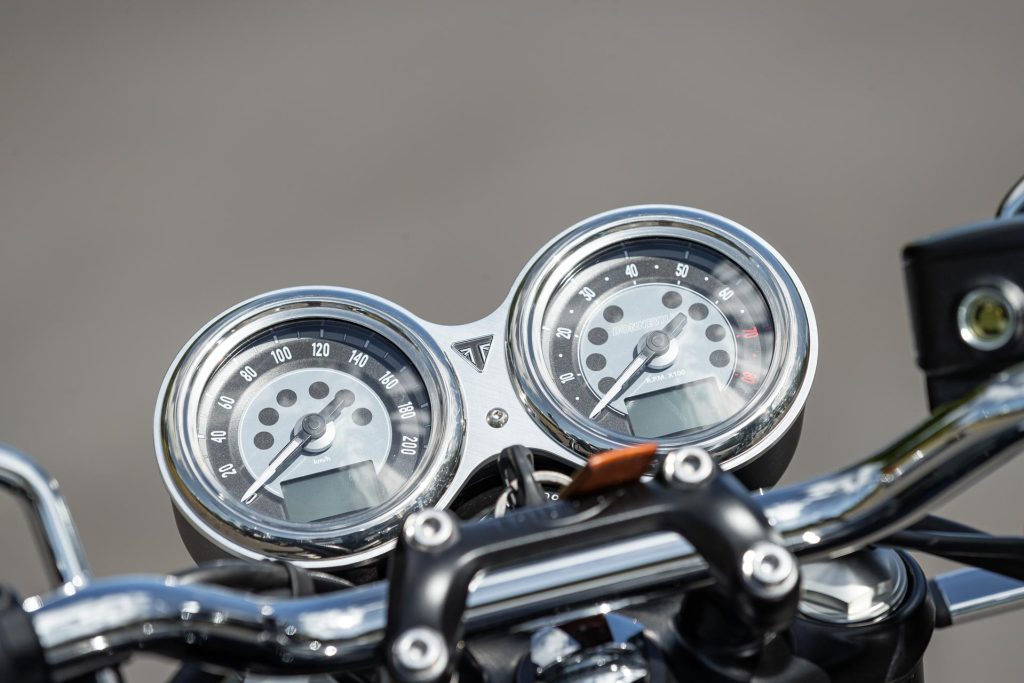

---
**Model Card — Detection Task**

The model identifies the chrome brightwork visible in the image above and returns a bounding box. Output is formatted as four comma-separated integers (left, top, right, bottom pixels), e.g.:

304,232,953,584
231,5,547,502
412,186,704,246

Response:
507,205,817,467
742,541,797,598
0,444,91,591
156,287,465,569
156,207,817,568
41,363,1024,678
931,568,1024,626
451,335,494,372
662,447,714,486
403,509,455,550
799,548,909,624
997,174,1024,218
391,627,448,680
957,284,1022,351
486,407,509,429
530,613,649,683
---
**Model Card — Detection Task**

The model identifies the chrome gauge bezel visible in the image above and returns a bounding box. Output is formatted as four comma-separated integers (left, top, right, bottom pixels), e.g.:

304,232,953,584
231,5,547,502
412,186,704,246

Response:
155,287,464,568
507,205,817,468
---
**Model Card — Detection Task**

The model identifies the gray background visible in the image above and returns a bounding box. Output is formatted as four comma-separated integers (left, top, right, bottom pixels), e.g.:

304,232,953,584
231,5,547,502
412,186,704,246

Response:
1,2,1022,680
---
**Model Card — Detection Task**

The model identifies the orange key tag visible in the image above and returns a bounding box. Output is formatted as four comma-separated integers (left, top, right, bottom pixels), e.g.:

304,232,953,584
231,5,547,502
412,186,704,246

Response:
560,443,658,500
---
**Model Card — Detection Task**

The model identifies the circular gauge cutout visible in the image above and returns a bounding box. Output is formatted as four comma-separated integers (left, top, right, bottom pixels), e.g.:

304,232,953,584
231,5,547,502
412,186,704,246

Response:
156,289,463,568
509,206,816,471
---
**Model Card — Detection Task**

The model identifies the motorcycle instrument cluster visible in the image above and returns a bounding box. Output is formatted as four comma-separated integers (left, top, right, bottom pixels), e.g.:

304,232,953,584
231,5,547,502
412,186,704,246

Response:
156,206,817,569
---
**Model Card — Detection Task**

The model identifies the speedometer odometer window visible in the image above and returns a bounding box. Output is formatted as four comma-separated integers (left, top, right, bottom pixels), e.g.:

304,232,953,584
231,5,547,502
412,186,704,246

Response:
280,461,386,523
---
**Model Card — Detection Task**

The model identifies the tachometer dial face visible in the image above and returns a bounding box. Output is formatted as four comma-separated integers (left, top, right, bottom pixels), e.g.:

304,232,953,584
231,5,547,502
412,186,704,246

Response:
509,206,816,466
541,238,775,439
198,318,432,525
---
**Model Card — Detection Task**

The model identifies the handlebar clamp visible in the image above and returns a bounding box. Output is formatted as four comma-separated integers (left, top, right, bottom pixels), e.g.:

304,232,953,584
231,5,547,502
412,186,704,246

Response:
384,446,800,683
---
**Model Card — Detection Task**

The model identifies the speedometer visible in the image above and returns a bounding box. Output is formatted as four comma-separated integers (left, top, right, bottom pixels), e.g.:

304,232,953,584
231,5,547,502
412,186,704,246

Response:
198,318,432,523
156,289,463,568
509,206,816,476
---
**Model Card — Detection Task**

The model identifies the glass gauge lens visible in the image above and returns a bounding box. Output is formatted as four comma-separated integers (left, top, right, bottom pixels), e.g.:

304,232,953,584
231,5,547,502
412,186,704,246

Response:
197,318,431,526
541,238,775,439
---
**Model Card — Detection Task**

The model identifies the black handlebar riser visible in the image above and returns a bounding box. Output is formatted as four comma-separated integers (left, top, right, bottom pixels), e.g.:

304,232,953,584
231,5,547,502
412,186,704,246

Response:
384,456,799,683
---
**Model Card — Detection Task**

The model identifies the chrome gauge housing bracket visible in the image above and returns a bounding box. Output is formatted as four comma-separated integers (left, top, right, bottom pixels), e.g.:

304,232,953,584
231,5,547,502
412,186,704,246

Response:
155,288,465,569
507,206,818,475
155,205,817,571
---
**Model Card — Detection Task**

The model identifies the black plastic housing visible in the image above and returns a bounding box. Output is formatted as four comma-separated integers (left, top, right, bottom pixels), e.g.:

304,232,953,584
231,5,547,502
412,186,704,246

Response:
903,216,1024,409
0,586,48,683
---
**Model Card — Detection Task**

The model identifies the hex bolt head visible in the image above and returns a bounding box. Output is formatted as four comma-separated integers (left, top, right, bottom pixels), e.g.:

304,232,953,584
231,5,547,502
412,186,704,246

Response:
742,541,798,598
391,627,448,680
403,509,455,550
662,447,715,487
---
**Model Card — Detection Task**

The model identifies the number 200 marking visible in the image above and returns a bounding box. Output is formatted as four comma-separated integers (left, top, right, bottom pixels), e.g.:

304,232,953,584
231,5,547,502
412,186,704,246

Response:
400,435,419,456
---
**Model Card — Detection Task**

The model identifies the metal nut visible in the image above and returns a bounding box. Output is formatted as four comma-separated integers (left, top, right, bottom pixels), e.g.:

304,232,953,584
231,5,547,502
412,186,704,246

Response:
392,627,448,680
403,509,455,550
662,447,714,486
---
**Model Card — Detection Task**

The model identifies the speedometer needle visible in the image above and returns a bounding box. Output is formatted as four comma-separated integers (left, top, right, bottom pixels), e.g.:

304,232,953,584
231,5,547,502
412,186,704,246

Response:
241,389,355,504
588,312,687,419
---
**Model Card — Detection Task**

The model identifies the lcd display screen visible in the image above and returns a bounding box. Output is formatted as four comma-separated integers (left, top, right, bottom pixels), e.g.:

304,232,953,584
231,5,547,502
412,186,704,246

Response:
281,460,386,523
625,378,732,438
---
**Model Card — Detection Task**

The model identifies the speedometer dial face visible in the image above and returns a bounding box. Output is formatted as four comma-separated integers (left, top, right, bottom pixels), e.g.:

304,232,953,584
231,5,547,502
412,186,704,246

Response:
198,319,431,525
157,289,463,568
541,238,775,439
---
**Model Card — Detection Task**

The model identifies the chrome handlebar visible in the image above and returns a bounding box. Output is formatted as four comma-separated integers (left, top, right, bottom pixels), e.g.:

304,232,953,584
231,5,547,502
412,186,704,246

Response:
0,448,91,591
8,364,1024,680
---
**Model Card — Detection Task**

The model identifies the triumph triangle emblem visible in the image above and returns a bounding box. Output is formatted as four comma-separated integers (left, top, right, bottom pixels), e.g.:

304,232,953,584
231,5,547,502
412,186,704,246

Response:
452,335,493,372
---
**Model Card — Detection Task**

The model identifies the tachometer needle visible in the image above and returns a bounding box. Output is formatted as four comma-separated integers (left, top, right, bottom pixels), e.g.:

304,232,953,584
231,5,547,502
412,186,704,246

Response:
241,389,355,504
588,313,687,419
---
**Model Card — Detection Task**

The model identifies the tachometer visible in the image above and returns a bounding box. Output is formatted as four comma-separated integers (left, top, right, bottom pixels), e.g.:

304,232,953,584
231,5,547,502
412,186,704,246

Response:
156,289,463,568
509,206,816,474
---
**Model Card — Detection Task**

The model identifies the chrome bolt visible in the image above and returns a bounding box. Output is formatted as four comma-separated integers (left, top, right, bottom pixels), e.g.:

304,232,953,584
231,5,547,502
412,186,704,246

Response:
957,286,1020,351
486,407,509,428
403,509,455,550
392,627,448,680
742,541,797,598
662,447,714,486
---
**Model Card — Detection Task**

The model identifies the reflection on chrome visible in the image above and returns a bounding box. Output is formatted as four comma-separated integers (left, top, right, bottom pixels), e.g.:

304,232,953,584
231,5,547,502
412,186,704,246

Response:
23,363,1024,679
0,444,92,591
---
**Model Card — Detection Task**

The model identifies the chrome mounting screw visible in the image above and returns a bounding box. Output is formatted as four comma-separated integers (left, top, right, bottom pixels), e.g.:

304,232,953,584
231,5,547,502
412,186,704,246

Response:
486,407,509,428
662,447,715,487
403,509,455,550
392,627,448,680
742,541,798,598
